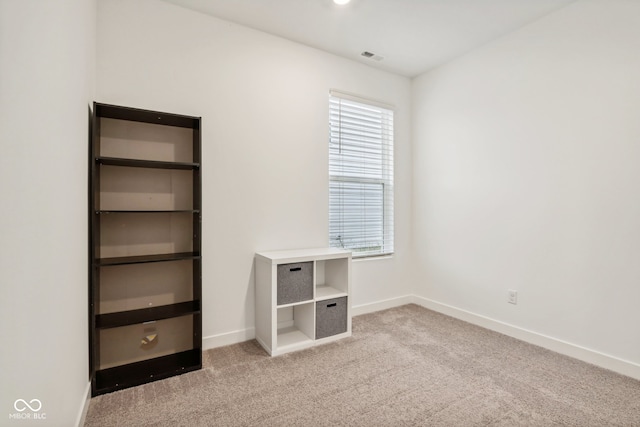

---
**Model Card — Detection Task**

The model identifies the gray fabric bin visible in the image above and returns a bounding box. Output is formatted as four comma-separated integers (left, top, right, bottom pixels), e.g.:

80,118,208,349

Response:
277,262,313,305
316,297,347,339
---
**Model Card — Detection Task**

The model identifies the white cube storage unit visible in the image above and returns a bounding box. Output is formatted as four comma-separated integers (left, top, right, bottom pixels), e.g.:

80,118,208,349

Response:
255,248,352,356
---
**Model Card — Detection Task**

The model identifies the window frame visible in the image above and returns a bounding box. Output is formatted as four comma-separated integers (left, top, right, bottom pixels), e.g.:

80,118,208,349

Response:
328,90,394,259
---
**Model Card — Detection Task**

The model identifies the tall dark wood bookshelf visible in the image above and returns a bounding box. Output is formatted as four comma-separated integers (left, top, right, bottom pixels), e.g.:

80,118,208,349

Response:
90,102,202,396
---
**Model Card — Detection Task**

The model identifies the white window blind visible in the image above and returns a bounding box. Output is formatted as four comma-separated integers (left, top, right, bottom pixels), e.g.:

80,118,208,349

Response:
329,92,394,258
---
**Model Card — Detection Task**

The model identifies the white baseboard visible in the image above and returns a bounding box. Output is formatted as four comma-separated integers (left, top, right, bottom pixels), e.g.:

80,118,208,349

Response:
412,295,640,381
75,381,91,427
203,327,256,350
352,295,414,317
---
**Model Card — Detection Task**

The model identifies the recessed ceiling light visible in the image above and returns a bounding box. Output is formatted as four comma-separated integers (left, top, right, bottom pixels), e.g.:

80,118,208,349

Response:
333,0,351,5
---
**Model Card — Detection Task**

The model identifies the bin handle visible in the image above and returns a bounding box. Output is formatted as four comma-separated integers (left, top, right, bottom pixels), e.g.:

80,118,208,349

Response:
290,267,302,272
327,303,337,308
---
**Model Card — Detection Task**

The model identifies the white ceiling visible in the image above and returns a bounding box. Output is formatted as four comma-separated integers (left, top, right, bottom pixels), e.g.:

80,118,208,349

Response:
162,0,577,77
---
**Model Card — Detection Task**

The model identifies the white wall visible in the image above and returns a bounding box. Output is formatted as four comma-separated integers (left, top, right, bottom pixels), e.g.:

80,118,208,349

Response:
412,0,640,374
0,0,96,425
97,0,413,346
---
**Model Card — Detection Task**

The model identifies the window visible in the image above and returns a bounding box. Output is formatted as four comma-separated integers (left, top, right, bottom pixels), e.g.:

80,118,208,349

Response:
329,91,394,258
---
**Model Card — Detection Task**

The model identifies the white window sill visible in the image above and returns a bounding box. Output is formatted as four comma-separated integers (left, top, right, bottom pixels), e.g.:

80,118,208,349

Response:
353,253,394,262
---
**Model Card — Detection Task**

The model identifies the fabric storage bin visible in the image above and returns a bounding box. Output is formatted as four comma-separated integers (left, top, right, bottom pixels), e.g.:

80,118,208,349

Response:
277,262,313,305
316,297,347,339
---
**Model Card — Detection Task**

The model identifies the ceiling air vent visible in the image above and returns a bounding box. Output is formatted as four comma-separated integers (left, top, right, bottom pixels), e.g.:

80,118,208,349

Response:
361,51,384,61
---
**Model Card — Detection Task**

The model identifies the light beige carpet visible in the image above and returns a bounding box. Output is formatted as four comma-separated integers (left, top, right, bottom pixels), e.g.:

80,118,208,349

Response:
85,304,640,426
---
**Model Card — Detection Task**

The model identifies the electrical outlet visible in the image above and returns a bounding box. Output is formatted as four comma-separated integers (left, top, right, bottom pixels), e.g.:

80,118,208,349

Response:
508,289,518,305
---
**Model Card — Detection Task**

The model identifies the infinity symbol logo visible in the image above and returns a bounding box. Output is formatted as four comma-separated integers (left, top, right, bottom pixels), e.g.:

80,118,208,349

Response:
14,399,42,412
